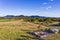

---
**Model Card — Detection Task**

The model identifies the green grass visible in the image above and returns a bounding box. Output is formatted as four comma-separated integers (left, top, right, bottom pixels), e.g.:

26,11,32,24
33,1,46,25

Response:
0,26,34,40
0,20,36,40
0,18,21,22
0,19,11,22
0,19,60,40
44,33,60,40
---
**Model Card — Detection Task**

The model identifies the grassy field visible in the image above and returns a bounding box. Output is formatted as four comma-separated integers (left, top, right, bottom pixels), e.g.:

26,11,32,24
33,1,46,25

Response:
0,19,60,40
0,19,37,40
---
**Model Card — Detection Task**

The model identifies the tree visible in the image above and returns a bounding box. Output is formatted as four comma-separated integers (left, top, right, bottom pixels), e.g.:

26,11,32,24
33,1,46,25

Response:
59,22,60,26
38,18,45,22
44,18,52,24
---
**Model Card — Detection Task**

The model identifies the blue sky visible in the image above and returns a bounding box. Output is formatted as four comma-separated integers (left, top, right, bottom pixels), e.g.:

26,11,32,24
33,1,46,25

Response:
0,0,60,17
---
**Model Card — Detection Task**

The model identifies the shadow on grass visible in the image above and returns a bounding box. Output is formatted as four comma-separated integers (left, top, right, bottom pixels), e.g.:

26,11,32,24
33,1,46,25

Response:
27,32,43,40
16,35,34,40
50,24,60,27
21,30,30,32
15,31,40,40
15,29,44,40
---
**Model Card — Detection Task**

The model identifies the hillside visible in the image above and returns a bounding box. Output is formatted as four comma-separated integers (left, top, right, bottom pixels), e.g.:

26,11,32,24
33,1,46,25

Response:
0,19,60,40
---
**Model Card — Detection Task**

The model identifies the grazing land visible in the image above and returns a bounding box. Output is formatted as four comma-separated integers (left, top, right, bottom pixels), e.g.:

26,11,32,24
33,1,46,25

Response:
0,18,60,40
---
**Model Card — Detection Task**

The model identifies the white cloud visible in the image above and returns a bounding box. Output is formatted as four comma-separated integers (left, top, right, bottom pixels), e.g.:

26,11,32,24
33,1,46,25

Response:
42,2,47,5
46,6,52,10
50,0,54,1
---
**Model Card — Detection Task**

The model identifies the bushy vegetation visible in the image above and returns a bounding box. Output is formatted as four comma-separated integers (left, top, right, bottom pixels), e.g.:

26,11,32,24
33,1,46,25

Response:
23,17,53,25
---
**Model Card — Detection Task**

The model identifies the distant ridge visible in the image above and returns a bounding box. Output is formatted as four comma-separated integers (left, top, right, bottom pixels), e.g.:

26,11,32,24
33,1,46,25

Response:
29,15,47,18
4,15,60,18
4,15,47,18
